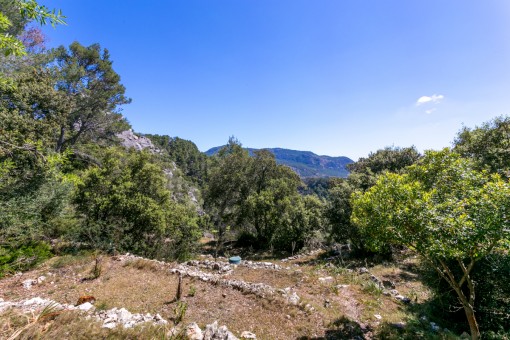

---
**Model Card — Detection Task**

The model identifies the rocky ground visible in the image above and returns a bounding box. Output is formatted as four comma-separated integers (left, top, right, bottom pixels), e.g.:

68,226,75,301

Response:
0,249,449,339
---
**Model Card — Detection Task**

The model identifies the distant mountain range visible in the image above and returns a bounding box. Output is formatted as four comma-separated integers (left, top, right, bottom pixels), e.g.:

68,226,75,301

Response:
205,146,353,178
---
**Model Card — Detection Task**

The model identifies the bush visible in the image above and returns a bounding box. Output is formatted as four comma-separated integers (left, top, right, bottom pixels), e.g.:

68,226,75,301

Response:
74,148,200,260
0,241,52,277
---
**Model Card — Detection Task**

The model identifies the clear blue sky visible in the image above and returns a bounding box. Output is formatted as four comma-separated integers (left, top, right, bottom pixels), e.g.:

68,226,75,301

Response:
41,0,510,160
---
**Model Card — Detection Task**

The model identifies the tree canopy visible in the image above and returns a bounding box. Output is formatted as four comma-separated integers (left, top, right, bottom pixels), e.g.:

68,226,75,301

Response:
351,149,510,339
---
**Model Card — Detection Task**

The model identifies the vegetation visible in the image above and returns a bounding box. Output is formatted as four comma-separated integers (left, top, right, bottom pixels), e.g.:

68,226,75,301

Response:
1,2,509,338
352,149,510,339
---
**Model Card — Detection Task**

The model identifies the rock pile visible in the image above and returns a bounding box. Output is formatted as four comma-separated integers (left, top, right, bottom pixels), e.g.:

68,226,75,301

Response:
185,259,282,273
281,249,323,262
184,320,256,340
0,297,168,329
95,307,167,329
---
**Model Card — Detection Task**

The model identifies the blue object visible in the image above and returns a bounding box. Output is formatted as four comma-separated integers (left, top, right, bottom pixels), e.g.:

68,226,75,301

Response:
229,256,241,264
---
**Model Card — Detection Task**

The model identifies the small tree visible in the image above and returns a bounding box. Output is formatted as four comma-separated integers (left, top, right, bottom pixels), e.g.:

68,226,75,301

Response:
351,149,510,339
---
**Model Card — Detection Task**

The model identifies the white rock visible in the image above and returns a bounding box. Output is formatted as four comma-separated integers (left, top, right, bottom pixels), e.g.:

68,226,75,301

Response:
241,331,257,339
23,297,48,306
37,276,46,283
77,302,94,311
287,292,300,305
374,314,382,320
0,301,12,313
318,276,333,282
103,321,117,329
117,308,132,323
186,322,203,339
22,279,37,289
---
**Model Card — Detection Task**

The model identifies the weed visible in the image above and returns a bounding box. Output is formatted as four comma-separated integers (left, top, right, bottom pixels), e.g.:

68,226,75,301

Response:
90,254,103,279
362,280,383,297
188,284,196,297
95,301,109,311
50,252,91,269
123,258,161,272
173,301,188,325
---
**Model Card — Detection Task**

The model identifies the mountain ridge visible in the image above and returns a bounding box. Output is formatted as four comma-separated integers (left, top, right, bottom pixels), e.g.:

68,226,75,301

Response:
205,146,353,178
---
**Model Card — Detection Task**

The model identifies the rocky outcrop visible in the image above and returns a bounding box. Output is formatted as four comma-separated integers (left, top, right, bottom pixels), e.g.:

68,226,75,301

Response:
117,129,160,153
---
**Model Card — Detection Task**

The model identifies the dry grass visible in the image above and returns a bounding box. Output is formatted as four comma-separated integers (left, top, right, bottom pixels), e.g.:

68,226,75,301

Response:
0,252,439,339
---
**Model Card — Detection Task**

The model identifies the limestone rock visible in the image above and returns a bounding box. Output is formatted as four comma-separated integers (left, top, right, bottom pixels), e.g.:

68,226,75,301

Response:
186,322,203,339
240,331,257,339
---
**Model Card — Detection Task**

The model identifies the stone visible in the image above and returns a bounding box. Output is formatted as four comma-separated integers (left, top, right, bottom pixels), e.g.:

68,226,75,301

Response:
287,292,300,305
37,276,46,283
240,331,257,339
318,276,333,283
77,302,94,311
359,267,369,274
23,297,48,306
395,295,411,304
335,284,349,289
374,314,382,320
22,279,37,289
103,321,116,329
186,322,203,340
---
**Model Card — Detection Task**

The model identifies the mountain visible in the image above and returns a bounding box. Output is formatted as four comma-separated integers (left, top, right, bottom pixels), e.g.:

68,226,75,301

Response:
205,146,353,178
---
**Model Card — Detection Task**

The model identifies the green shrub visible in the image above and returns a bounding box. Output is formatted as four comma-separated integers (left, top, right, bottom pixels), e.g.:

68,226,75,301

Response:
0,241,52,277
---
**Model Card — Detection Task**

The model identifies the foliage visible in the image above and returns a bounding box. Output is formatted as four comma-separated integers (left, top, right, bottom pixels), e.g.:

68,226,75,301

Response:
327,146,420,253
49,41,131,152
454,115,510,178
146,134,208,185
0,241,52,277
74,147,200,260
204,137,252,245
351,149,510,339
205,138,326,252
301,177,332,199
0,150,76,268
427,253,510,336
0,0,65,88
1,0,64,57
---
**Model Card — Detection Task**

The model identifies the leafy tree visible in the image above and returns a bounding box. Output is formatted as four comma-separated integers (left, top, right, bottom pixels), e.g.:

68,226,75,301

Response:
50,41,131,152
0,67,68,152
204,137,252,247
74,148,199,260
327,146,420,252
351,149,510,339
0,151,76,276
0,0,64,88
301,177,333,199
454,115,510,177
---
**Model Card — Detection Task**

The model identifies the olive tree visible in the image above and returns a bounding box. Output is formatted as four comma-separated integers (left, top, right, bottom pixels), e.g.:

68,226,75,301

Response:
351,149,510,339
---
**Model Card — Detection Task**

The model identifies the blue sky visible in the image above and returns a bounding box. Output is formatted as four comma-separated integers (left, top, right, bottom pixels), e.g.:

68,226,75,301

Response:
41,0,510,160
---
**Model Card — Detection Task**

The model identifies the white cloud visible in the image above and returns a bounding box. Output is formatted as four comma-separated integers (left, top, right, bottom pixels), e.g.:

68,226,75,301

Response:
425,108,437,114
416,94,444,106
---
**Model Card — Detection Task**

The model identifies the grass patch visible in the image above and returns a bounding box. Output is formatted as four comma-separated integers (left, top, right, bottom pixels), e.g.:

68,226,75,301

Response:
123,258,162,272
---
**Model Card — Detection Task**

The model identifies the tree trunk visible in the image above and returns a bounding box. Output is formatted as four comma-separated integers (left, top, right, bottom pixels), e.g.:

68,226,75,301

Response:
463,303,480,340
55,126,66,152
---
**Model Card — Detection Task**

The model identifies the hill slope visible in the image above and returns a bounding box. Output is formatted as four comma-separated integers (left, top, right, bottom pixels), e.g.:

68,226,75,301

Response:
206,146,353,178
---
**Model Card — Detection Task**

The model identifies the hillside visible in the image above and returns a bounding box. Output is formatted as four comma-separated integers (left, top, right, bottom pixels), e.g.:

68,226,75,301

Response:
206,147,353,178
0,248,439,339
